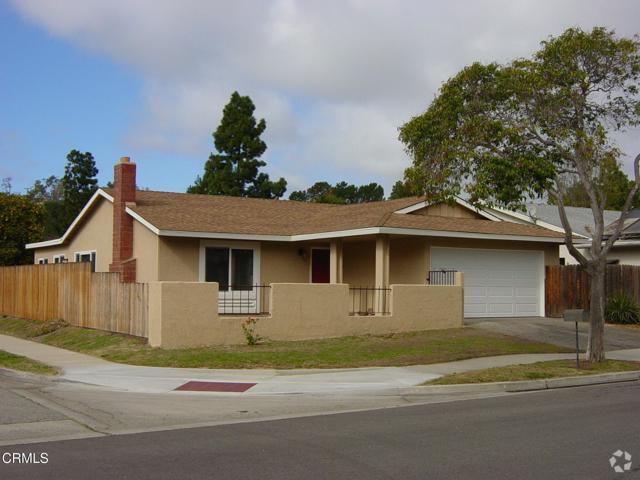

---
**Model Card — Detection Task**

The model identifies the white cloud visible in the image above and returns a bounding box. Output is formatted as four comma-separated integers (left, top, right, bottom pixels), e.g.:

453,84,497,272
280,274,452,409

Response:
9,0,640,193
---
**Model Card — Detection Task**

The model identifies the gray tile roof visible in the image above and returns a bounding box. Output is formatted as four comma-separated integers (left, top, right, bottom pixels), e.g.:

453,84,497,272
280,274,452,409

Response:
604,209,640,237
525,203,621,238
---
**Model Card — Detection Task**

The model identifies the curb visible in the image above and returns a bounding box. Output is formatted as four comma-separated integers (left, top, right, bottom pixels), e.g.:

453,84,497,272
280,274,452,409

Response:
403,371,640,395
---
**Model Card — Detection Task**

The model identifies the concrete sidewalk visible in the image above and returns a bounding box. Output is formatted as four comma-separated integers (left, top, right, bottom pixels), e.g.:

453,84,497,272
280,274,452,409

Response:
1,334,639,395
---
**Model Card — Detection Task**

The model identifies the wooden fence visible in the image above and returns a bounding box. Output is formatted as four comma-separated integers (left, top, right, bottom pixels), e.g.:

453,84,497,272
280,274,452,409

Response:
545,265,640,317
0,263,148,337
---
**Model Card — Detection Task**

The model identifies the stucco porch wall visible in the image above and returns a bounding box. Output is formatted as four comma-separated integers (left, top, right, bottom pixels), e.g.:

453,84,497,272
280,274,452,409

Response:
148,282,464,348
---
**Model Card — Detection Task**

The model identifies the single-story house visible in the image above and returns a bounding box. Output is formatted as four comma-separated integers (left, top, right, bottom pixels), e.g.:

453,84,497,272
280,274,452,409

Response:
27,157,565,318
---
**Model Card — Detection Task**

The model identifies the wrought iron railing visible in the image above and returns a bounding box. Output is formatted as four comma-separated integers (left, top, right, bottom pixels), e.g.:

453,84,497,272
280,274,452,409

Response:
427,269,458,286
349,286,391,315
218,285,271,315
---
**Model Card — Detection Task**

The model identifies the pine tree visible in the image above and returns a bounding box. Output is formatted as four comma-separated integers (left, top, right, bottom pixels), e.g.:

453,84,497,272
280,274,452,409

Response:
188,92,287,199
62,150,98,226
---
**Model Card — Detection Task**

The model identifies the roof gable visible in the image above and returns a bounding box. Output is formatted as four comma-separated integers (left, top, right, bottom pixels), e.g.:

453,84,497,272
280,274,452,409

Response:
26,189,114,249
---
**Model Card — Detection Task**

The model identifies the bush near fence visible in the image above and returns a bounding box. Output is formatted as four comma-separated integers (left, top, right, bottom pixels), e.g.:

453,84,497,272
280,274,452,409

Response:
545,265,640,317
0,263,148,337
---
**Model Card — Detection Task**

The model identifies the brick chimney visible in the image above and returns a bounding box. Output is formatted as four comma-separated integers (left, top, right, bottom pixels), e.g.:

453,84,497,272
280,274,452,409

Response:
109,156,136,282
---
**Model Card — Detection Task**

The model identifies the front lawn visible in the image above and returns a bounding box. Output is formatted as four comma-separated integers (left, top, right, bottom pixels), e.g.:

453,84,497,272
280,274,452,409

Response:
0,349,58,375
426,359,640,385
0,315,570,369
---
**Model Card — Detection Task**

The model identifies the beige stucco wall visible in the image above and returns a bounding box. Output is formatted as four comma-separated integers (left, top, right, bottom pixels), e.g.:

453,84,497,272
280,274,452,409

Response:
149,281,464,347
157,236,199,281
148,281,220,348
390,237,429,284
133,220,159,282
32,198,114,271
261,242,310,284
342,240,376,286
150,238,329,285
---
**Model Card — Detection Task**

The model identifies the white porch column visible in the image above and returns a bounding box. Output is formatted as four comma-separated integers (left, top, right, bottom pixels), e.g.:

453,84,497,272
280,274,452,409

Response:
329,239,343,284
375,235,390,287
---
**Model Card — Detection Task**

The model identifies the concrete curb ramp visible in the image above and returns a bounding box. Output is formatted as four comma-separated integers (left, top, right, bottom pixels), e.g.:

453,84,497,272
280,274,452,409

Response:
404,370,640,395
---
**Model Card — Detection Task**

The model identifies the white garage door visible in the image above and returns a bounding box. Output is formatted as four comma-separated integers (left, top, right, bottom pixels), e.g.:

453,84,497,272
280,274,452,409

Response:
430,247,543,318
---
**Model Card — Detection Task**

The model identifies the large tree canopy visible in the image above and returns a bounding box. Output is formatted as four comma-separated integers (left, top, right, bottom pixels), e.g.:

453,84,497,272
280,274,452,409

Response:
399,27,640,362
188,91,287,199
289,181,384,204
0,193,44,265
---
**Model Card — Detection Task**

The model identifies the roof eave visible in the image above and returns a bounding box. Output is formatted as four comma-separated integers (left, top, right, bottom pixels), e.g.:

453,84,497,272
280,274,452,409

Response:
153,226,565,243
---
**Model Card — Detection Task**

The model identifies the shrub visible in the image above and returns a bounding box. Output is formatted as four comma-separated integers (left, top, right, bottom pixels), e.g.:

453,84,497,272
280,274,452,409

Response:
605,294,640,324
241,317,263,345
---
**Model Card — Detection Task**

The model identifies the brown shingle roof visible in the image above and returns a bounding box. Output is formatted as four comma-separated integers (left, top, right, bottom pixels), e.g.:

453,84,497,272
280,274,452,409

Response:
111,189,562,239
382,213,562,238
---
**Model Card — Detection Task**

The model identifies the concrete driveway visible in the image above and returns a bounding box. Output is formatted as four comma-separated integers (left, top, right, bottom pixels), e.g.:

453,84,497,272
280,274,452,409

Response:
466,316,640,351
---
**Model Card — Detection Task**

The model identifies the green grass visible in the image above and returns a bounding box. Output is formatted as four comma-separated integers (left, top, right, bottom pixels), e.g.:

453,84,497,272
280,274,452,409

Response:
0,350,58,375
427,359,640,385
0,315,570,369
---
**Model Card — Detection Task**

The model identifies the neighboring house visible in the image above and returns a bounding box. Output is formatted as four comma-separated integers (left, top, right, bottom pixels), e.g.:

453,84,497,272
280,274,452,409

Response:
600,209,640,265
27,157,564,318
492,203,622,265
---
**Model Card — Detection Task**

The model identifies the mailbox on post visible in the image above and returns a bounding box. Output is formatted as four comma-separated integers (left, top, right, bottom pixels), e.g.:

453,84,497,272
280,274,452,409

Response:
563,309,588,369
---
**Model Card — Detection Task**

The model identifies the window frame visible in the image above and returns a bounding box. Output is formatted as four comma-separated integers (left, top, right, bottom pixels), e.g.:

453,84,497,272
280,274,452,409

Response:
36,258,48,265
53,254,66,264
74,250,97,272
198,240,260,289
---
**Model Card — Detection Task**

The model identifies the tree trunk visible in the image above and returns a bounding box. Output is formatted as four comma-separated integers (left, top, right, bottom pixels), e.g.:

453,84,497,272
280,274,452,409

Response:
587,262,606,362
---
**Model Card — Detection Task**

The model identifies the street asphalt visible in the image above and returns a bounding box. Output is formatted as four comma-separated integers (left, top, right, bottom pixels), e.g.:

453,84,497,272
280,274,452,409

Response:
1,382,639,479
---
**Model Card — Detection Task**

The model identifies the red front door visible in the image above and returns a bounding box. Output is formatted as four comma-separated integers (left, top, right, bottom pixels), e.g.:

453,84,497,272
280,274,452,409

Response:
311,249,330,283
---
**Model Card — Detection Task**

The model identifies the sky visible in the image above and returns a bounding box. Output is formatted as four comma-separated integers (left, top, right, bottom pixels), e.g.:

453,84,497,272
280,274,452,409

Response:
1,0,639,197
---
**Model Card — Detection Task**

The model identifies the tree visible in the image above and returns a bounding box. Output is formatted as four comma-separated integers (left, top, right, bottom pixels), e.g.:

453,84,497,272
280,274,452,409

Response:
26,175,67,239
62,150,98,226
0,193,44,265
25,175,64,203
188,91,287,199
399,27,640,362
289,181,385,204
389,167,422,199
1,177,11,193
550,156,640,210
355,183,385,203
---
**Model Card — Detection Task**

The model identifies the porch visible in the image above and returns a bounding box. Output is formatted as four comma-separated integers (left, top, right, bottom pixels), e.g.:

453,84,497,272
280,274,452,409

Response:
200,234,450,315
